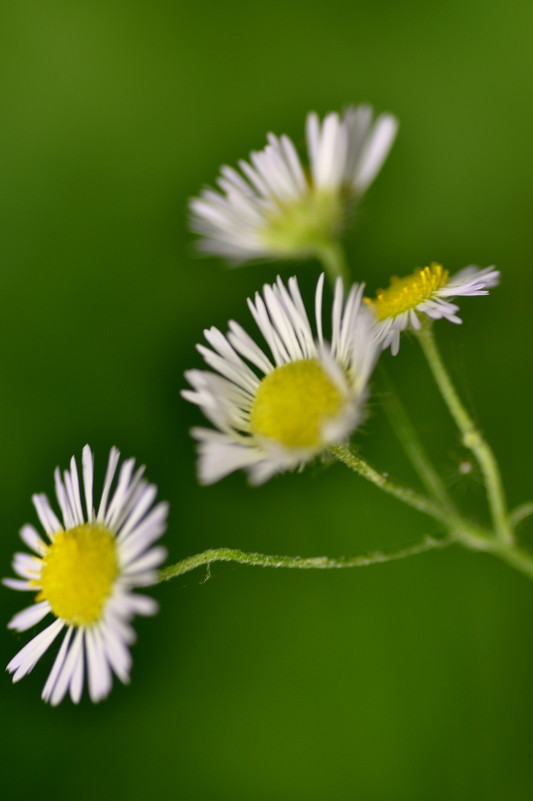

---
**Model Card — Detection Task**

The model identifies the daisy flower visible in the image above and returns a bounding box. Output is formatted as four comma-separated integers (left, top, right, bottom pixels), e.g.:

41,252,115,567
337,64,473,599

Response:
189,104,398,263
183,273,380,485
366,263,500,355
5,446,168,705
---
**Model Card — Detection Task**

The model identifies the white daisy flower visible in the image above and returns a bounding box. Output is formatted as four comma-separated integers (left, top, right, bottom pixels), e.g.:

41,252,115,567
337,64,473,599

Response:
189,105,398,263
4,446,168,706
366,263,500,355
183,274,380,485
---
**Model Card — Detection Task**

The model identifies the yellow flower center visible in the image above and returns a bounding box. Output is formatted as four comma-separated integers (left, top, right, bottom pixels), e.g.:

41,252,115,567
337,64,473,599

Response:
37,524,118,626
250,359,343,449
367,263,449,320
260,188,348,255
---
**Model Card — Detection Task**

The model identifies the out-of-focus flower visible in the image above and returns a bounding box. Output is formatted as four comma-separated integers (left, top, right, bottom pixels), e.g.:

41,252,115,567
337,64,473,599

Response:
189,105,398,264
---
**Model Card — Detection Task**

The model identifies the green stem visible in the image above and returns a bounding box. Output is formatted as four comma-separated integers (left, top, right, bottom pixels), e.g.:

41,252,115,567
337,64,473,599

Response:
158,537,452,583
490,543,533,580
330,443,451,526
378,365,456,512
460,533,533,582
510,502,533,529
416,324,513,546
157,533,533,585
329,442,533,582
316,240,350,286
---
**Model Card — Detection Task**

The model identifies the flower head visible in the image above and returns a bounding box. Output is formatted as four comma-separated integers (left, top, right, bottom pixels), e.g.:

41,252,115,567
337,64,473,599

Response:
366,264,500,355
5,446,168,705
183,274,380,484
189,105,398,263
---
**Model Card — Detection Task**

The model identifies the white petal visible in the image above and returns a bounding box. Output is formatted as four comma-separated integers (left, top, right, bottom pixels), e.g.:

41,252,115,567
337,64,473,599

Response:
112,467,147,531
248,459,284,485
32,494,62,537
314,273,325,347
82,445,95,522
8,601,51,632
353,114,399,192
54,468,76,530
122,570,158,587
99,620,132,684
118,502,168,563
122,547,167,575
117,484,157,541
196,437,264,485
69,629,86,703
49,627,84,706
227,320,274,374
305,111,321,171
7,619,64,682
65,456,84,526
97,447,121,521
13,552,42,579
105,607,137,645
86,626,112,703
3,578,35,591
20,525,47,555
121,593,159,617
104,458,137,529
41,626,74,704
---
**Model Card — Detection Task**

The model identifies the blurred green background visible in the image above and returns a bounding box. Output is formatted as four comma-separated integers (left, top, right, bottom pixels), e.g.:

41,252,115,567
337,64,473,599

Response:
1,1,533,799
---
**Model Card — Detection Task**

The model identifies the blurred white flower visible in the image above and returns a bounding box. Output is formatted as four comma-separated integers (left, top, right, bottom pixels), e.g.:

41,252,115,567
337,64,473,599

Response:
189,105,398,263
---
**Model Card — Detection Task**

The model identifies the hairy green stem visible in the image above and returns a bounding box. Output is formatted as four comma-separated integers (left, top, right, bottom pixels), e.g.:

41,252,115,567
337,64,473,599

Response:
316,240,350,286
157,531,533,585
330,443,451,526
378,366,456,512
329,442,533,581
158,537,452,583
416,324,513,545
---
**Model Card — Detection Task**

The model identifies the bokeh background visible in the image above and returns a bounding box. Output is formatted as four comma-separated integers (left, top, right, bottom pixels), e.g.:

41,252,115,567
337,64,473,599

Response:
1,1,533,799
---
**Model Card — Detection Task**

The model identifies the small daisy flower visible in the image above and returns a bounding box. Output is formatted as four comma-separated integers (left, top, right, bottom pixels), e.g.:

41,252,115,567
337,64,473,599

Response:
189,105,398,263
4,446,168,705
366,263,500,355
183,274,380,485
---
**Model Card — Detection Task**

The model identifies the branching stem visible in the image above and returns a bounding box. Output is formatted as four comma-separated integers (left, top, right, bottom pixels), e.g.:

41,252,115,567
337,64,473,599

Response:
378,366,456,512
416,324,513,546
329,443,450,527
159,246,533,589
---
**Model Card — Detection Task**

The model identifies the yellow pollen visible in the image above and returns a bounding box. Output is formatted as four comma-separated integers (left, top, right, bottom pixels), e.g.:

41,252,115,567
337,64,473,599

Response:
366,263,449,321
250,359,343,449
37,524,118,626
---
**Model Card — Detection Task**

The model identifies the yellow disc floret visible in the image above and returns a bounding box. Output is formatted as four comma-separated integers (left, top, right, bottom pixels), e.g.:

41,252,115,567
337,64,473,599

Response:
250,359,343,449
37,524,118,626
367,263,449,321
